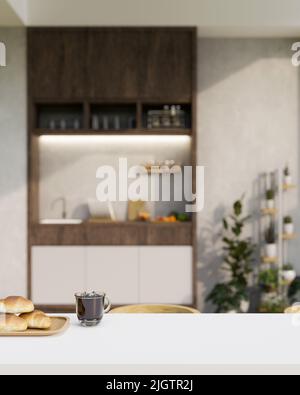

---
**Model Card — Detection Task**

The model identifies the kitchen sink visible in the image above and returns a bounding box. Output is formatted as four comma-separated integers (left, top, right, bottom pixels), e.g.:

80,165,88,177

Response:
40,219,83,225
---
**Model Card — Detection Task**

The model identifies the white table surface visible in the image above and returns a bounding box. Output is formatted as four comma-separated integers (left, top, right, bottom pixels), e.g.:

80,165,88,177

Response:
1,314,300,374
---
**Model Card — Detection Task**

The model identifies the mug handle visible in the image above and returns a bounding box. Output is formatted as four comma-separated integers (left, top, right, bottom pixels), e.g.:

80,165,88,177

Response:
104,295,111,314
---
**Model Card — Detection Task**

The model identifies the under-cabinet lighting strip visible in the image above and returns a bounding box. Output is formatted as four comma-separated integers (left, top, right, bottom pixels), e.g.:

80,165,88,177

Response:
39,135,191,145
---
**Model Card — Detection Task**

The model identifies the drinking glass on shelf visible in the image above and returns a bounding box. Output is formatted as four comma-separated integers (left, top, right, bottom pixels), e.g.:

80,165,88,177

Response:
49,120,56,130
92,115,99,130
102,115,109,130
60,119,67,130
128,117,136,129
73,119,80,130
114,116,120,130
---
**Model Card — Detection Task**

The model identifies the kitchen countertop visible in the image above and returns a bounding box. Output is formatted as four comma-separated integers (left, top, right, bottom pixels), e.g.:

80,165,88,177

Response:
1,314,300,375
30,221,193,246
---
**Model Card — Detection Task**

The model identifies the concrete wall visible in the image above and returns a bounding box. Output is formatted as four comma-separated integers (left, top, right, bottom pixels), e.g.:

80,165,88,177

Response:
0,28,27,298
197,38,300,311
6,0,27,24
0,0,23,26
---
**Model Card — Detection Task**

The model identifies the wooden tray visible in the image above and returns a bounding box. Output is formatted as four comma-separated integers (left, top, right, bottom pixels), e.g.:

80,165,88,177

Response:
0,317,70,337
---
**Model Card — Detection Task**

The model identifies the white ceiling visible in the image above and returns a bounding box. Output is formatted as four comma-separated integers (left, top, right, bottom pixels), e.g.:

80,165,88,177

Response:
1,0,300,37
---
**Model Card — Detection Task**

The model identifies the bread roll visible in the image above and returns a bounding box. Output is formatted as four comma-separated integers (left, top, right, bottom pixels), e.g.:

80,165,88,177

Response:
0,314,28,332
20,310,51,330
0,296,34,314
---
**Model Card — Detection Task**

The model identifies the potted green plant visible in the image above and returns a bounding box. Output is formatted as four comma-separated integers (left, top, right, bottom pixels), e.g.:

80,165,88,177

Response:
282,264,297,284
284,165,292,185
284,216,294,235
259,268,279,293
265,221,277,258
265,189,275,210
206,197,256,313
288,277,300,305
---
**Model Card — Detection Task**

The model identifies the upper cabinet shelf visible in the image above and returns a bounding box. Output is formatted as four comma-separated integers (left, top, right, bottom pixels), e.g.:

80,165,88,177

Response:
87,29,140,100
30,28,196,136
34,102,192,135
142,104,191,130
138,30,193,101
28,28,195,102
37,103,84,131
28,27,197,228
90,104,137,131
28,29,87,100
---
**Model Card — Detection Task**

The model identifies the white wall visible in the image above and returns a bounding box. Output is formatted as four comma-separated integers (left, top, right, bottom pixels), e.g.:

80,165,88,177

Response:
197,38,300,311
0,28,27,298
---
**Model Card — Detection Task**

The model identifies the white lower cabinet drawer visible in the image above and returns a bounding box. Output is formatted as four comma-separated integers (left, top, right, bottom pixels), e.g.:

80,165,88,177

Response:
32,246,193,306
140,247,193,305
32,247,86,305
86,247,139,305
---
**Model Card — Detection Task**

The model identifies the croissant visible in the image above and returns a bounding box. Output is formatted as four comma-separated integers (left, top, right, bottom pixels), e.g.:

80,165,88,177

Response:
20,310,51,330
0,296,34,314
0,314,28,332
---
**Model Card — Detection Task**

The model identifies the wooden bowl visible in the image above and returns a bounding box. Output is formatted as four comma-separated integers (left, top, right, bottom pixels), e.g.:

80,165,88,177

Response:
285,306,300,314
110,304,200,314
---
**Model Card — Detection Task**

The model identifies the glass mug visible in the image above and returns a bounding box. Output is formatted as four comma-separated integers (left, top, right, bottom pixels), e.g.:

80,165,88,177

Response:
75,292,111,327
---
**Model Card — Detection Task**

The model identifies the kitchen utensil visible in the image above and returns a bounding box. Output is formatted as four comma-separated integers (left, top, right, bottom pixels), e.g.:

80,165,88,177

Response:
128,200,147,221
88,200,116,221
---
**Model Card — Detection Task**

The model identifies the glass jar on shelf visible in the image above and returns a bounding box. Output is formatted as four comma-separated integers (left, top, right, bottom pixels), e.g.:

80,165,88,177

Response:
161,106,171,128
147,111,161,129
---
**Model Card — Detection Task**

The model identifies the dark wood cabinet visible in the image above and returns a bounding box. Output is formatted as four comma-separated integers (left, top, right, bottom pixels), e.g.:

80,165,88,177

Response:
87,29,140,99
28,29,87,99
28,28,195,101
139,30,193,101
28,28,197,307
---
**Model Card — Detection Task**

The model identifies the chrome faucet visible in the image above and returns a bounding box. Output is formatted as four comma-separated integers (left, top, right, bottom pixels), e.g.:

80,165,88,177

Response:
51,197,67,219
